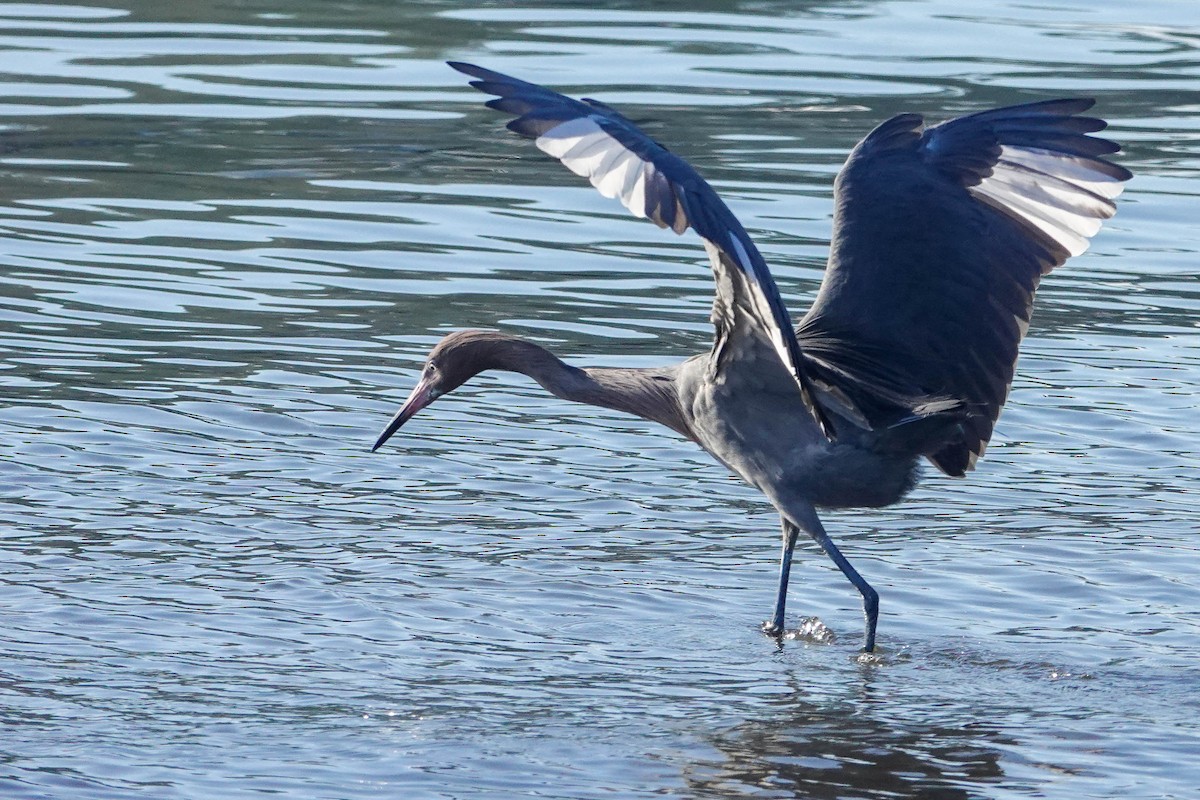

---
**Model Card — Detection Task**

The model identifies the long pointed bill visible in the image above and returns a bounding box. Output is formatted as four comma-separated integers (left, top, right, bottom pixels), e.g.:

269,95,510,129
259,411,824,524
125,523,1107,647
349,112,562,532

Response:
372,377,436,452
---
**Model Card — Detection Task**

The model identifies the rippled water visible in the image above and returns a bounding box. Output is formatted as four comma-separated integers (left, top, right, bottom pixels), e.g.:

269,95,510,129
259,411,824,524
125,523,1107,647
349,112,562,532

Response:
2,2,1198,798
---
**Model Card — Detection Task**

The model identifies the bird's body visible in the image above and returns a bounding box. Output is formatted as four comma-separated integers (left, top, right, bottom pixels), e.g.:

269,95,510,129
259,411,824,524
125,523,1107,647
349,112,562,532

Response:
677,341,923,512
374,63,1130,652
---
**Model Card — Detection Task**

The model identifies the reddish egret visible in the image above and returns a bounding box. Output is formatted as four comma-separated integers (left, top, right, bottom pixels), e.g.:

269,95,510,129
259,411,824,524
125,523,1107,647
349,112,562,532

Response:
374,62,1130,652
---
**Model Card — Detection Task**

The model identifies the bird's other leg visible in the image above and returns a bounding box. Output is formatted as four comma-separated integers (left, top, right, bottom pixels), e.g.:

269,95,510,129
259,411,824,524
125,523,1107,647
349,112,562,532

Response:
762,516,799,637
793,506,879,653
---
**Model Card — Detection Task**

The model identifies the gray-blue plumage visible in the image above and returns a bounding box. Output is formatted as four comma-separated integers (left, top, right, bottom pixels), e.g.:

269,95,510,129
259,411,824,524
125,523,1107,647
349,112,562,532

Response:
373,63,1131,652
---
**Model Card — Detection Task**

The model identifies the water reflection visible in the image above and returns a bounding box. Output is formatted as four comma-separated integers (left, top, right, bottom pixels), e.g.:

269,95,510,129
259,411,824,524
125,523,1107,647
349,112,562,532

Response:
691,686,1012,798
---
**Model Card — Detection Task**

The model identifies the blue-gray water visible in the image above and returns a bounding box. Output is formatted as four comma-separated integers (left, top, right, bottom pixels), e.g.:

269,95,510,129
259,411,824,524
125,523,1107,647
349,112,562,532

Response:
2,2,1197,798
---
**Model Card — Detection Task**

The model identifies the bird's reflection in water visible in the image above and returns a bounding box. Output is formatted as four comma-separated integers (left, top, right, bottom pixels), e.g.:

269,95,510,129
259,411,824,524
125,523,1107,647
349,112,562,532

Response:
682,675,1018,799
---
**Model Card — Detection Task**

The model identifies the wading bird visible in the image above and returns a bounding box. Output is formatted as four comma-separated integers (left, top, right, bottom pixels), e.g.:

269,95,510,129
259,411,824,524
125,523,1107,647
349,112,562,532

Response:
373,62,1130,652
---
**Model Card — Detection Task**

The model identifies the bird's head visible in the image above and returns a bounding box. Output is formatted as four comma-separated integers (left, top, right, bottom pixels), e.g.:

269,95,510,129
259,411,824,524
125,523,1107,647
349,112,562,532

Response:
371,330,503,452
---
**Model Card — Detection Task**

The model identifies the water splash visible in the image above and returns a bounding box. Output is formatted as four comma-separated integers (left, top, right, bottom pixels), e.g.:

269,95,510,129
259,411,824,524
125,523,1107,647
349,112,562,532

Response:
782,616,837,644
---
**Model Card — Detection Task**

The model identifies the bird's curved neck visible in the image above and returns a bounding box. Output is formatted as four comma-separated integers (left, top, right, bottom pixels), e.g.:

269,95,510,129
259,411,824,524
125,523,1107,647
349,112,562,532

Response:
479,336,692,440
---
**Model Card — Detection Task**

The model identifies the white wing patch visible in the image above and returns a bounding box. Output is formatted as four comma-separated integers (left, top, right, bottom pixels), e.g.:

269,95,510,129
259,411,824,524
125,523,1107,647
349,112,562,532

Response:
535,117,659,223
970,145,1127,257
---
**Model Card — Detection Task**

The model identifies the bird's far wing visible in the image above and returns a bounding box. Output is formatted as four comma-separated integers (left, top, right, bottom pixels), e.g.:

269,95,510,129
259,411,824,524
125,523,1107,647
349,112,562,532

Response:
450,61,838,438
799,99,1131,475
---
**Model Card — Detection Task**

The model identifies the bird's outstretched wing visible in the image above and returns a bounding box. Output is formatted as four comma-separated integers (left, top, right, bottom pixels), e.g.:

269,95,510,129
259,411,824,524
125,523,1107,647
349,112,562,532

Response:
449,61,839,438
798,99,1131,475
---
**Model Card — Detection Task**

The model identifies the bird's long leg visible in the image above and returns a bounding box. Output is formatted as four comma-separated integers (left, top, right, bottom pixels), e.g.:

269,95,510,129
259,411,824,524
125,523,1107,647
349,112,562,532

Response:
792,506,879,652
762,517,799,636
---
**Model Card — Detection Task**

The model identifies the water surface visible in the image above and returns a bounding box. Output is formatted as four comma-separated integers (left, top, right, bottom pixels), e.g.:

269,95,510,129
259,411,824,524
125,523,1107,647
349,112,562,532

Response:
2,1,1198,798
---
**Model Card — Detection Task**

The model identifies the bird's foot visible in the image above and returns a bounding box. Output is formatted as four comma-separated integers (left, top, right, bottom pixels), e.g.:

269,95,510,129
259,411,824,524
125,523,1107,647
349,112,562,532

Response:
760,620,785,638
854,649,886,665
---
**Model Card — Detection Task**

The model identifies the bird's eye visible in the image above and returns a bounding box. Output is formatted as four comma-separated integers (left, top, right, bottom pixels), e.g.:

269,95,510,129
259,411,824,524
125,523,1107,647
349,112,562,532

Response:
427,361,439,374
